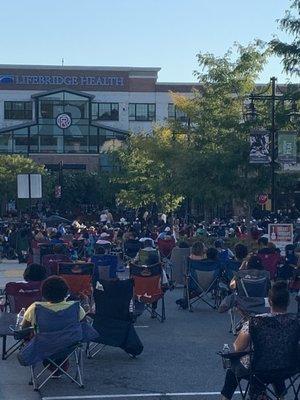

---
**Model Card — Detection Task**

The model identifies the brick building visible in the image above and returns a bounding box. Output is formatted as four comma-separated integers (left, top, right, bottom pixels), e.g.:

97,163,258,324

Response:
0,65,199,171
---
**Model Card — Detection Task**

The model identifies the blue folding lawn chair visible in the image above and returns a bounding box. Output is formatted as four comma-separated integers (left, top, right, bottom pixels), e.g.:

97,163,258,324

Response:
185,258,222,311
91,254,118,282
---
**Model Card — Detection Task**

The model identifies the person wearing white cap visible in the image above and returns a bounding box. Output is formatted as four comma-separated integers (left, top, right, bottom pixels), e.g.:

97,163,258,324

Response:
139,236,155,248
96,232,111,246
160,213,167,224
157,226,173,240
100,211,108,224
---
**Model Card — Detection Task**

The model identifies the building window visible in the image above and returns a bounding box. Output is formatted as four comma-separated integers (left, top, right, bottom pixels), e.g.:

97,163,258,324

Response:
4,101,33,120
91,102,119,121
39,99,88,121
168,103,188,122
129,103,156,121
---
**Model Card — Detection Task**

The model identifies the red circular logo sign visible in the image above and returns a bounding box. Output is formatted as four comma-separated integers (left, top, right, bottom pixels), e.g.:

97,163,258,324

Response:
56,113,72,129
258,194,268,205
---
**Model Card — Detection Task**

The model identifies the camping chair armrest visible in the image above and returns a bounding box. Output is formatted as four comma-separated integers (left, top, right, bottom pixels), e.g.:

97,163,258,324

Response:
217,350,251,360
219,282,230,291
9,326,34,340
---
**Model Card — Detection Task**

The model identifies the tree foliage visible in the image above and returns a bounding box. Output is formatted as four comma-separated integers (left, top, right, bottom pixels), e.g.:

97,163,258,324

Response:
114,42,274,214
270,0,300,76
113,130,184,212
170,42,271,208
43,171,119,211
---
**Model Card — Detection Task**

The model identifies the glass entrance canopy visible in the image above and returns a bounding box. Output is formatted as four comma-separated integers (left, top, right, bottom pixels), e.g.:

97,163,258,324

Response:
0,90,127,155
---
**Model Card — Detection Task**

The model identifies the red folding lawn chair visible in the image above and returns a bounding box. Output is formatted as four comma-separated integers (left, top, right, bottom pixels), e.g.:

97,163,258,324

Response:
42,254,71,276
1,281,42,359
58,262,94,298
5,281,42,313
130,262,166,322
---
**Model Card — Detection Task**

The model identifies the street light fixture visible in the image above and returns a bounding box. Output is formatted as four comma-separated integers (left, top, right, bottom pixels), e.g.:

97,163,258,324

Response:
289,100,300,124
244,96,258,122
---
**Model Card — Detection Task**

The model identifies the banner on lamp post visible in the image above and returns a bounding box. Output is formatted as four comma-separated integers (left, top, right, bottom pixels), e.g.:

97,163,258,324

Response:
249,130,271,164
278,131,297,164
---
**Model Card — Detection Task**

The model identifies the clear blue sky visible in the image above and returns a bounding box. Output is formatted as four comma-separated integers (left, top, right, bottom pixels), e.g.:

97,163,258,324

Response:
0,0,297,83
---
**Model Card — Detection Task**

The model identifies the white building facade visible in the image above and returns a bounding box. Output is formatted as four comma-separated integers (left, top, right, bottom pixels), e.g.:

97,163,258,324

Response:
0,65,199,170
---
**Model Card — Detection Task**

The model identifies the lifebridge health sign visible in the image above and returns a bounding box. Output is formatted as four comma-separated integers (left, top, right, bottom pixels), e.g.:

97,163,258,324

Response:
0,74,124,87
0,68,128,91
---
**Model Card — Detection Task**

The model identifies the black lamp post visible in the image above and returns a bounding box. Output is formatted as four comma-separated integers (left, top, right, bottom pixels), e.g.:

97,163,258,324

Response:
244,77,299,213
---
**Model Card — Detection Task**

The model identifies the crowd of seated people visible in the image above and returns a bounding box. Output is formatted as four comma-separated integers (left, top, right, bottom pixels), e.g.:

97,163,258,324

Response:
2,208,300,395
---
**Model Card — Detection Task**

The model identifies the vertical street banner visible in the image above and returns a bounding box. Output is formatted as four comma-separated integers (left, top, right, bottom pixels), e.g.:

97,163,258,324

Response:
249,130,271,164
268,223,293,253
278,131,297,164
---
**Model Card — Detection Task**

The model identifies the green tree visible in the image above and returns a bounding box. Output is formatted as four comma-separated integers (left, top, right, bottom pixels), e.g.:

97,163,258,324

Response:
113,130,184,213
270,0,300,76
169,42,271,214
43,170,119,212
114,42,294,217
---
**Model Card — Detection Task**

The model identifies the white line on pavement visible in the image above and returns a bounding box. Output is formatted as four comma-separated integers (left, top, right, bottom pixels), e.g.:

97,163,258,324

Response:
134,325,149,328
42,392,224,400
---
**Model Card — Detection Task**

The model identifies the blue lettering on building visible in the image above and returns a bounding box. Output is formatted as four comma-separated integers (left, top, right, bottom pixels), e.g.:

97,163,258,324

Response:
0,74,125,86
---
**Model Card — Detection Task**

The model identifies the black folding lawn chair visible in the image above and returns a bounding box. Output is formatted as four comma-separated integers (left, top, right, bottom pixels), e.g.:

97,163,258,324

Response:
219,314,300,400
87,279,143,358
229,270,270,335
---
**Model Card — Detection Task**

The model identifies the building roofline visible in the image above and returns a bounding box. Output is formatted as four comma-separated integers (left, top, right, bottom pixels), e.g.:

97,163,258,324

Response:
91,121,129,136
156,82,201,86
31,88,95,99
0,64,161,72
0,122,36,133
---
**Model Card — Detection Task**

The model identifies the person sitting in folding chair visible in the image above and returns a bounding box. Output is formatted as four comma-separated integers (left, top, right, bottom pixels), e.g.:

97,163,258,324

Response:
136,240,161,265
123,232,141,261
223,244,248,284
1,279,43,360
42,244,71,276
219,256,271,334
130,262,167,322
257,237,281,280
177,246,222,311
19,276,97,390
229,255,265,290
157,231,176,260
4,279,43,314
220,281,300,400
23,263,47,283
189,241,206,261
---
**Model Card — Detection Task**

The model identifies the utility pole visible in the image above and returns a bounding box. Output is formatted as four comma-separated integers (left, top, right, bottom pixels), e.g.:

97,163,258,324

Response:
270,77,277,213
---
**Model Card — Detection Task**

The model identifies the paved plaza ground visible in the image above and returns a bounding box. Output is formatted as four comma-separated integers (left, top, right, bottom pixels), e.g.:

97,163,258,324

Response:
0,260,297,400
0,259,233,400
40,288,233,400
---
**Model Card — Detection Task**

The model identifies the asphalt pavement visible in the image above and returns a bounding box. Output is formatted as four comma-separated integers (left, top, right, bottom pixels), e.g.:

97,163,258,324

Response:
1,261,297,400
0,259,26,290
0,258,233,400
0,260,40,400
40,288,233,400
